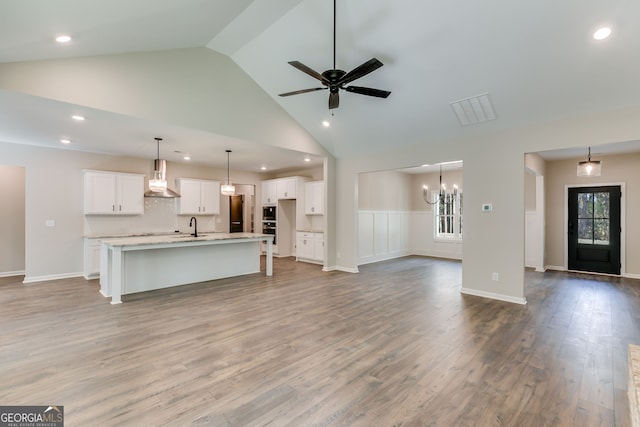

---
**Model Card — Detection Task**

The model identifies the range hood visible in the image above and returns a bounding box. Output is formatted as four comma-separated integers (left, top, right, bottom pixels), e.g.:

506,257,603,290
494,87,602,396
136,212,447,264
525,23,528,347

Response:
144,159,180,198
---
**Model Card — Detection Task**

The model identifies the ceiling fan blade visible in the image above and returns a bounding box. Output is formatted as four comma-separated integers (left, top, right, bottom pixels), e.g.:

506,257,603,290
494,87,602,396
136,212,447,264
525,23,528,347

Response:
329,92,339,109
339,58,384,85
345,85,391,98
288,61,330,84
279,87,327,97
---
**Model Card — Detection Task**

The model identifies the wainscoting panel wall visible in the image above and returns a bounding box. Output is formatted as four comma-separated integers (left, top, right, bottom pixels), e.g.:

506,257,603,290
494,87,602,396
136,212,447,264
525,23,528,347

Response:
359,211,463,266
358,211,411,265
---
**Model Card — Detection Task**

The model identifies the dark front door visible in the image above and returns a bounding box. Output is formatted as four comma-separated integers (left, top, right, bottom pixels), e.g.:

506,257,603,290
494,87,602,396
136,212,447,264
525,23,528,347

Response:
230,194,244,233
568,186,621,275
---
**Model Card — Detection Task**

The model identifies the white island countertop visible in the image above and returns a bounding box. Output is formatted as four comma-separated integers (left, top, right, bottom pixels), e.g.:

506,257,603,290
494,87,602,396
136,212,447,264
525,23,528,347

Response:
100,232,273,304
100,232,271,247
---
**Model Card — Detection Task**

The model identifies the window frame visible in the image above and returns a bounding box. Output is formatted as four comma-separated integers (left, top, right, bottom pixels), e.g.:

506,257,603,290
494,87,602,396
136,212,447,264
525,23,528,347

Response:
434,190,463,241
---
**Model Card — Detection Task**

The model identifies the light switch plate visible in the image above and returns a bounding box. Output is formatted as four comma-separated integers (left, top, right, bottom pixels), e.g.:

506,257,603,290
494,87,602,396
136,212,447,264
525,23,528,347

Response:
45,219,56,227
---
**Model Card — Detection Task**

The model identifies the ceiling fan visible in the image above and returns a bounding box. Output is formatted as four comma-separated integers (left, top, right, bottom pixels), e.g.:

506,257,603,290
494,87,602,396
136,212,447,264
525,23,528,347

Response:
278,0,391,109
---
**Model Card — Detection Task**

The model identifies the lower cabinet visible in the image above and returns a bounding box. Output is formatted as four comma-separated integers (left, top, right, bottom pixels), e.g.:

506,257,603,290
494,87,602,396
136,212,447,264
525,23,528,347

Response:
83,238,101,279
296,232,324,263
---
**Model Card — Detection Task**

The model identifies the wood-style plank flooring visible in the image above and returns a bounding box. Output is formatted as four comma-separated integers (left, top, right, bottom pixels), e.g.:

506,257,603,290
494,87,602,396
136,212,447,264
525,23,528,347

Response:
1,256,638,426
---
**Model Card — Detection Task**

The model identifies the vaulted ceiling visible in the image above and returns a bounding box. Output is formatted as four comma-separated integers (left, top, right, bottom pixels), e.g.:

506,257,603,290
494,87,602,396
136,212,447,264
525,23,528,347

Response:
1,0,639,170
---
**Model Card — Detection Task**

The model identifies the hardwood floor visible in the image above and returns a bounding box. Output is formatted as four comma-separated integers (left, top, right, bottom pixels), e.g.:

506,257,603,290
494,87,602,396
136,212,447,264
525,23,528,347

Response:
1,256,638,426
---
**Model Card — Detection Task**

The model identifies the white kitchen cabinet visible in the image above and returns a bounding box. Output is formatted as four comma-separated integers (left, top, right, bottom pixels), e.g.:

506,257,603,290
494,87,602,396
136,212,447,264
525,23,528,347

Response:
304,181,324,215
296,232,315,260
277,177,297,199
84,170,144,215
83,238,102,279
262,179,278,205
176,178,220,215
296,231,324,263
262,176,311,205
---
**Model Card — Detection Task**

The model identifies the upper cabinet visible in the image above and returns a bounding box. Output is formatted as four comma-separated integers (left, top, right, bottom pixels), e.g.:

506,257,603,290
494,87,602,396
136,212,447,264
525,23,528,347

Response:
276,177,297,199
84,170,144,215
262,180,278,205
261,176,310,205
304,181,324,215
176,178,220,215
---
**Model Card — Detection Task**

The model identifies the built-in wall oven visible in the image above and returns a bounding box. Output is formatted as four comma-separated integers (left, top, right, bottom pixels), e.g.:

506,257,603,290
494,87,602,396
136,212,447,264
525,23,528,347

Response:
262,222,276,244
262,206,277,245
263,206,276,221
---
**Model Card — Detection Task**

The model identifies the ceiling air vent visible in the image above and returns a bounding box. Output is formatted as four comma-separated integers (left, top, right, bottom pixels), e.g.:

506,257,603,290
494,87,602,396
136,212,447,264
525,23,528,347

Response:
450,93,496,126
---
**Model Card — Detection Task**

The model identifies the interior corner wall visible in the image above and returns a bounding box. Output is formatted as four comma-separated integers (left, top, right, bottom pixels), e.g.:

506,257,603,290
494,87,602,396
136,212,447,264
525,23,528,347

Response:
0,165,25,275
358,171,412,211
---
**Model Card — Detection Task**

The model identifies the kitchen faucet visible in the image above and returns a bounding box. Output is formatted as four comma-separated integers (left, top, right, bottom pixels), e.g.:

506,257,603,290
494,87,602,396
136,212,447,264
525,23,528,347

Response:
189,216,198,237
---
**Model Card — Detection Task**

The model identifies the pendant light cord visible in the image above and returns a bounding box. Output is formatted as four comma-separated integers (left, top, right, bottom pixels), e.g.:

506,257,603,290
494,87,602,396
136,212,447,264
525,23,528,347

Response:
226,149,231,184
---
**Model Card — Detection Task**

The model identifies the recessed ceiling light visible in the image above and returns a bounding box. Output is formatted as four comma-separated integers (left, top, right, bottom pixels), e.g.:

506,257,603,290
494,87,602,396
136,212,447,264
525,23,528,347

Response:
71,115,85,121
261,166,267,171
593,27,611,40
56,35,72,43
183,155,191,160
322,120,330,127
304,158,311,162
60,139,71,144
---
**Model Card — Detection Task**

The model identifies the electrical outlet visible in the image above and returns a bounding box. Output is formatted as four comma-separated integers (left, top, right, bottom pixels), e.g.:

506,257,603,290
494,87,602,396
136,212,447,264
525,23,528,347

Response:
45,220,55,227
492,272,499,281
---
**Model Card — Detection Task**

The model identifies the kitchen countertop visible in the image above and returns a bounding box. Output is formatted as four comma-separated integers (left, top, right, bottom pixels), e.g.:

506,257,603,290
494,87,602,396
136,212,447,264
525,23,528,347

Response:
84,231,209,239
100,232,273,247
296,229,324,233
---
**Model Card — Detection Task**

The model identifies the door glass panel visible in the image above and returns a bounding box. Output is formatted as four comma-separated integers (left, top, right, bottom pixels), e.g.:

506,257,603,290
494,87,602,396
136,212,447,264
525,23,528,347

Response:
578,218,593,244
578,193,593,218
593,192,609,218
593,219,610,245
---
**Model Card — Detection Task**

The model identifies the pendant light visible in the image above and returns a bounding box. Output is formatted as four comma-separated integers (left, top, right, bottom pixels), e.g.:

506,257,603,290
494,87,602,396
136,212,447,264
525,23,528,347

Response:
577,147,601,177
148,137,167,192
221,149,235,196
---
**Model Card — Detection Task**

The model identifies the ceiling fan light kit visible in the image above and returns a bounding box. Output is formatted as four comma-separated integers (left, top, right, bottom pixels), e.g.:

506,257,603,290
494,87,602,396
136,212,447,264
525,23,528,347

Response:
279,0,390,109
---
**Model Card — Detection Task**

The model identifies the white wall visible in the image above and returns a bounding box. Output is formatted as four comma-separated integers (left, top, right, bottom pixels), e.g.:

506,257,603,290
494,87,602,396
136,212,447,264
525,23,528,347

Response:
0,165,25,275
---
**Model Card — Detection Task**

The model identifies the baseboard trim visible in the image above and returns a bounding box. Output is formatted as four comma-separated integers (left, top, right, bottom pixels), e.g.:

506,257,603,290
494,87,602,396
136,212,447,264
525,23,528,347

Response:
624,273,640,280
412,249,462,261
358,250,412,266
23,272,84,284
545,265,565,272
0,270,25,278
326,265,359,273
460,288,527,305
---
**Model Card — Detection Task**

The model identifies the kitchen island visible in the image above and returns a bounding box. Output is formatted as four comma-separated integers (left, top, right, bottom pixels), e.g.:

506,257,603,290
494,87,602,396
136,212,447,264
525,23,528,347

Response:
100,233,273,304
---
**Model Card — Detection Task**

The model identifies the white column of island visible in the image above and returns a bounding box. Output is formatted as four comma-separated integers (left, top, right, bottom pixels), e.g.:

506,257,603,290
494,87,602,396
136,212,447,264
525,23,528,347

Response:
99,233,273,304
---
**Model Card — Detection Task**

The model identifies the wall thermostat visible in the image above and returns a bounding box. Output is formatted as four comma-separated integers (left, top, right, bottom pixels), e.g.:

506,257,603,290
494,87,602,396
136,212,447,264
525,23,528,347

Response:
482,203,493,212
